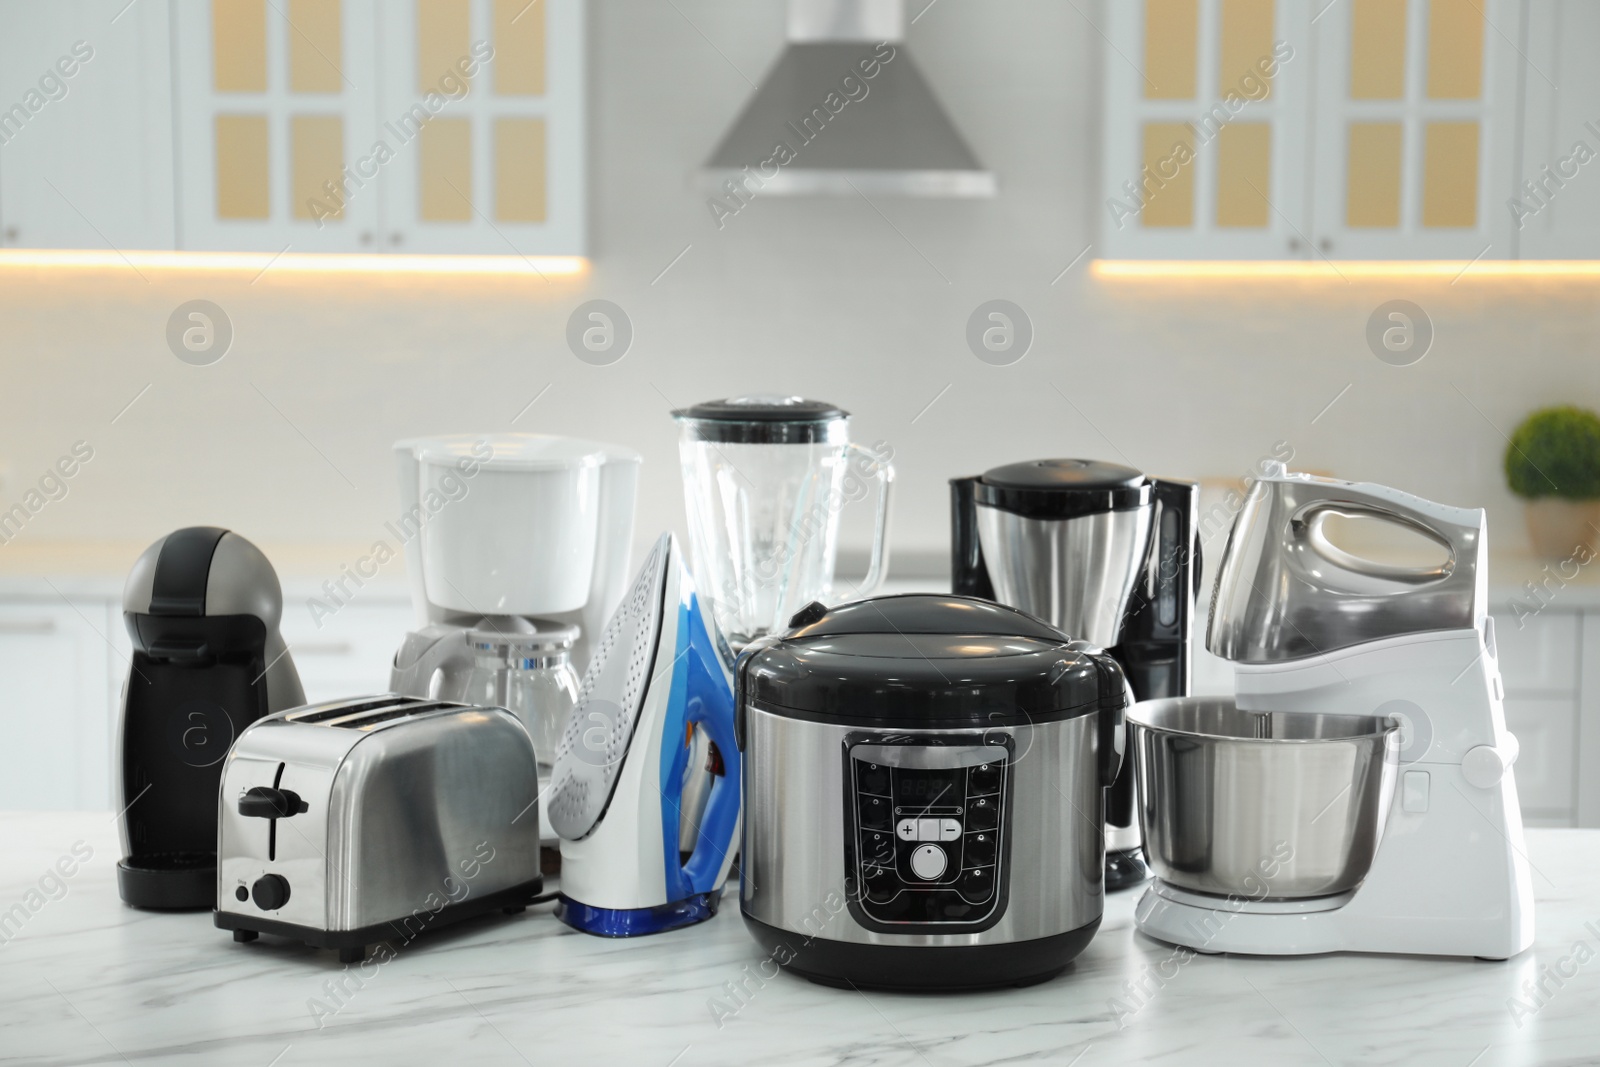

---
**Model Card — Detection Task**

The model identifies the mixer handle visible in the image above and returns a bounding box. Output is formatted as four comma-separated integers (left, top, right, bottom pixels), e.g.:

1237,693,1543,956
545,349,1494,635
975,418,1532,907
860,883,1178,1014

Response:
1297,504,1457,585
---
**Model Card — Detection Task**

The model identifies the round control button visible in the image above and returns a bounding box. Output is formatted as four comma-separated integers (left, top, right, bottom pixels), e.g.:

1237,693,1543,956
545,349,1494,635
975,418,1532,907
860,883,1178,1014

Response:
910,844,947,881
1462,745,1508,789
252,874,291,911
234,886,249,902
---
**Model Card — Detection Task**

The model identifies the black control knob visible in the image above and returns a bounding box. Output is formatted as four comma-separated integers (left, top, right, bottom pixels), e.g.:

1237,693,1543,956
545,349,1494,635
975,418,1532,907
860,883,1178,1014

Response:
969,762,1002,795
857,763,890,796
967,795,999,831
965,830,998,867
859,795,892,831
959,866,995,902
251,874,291,911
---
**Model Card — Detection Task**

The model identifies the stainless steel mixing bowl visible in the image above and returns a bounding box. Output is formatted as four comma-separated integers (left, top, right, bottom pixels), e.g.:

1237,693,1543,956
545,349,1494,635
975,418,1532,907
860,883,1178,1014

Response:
1129,697,1399,900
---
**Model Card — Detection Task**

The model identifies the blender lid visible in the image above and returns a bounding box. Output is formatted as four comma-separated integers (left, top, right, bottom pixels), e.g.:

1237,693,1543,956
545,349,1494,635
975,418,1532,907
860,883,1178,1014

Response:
672,396,849,444
396,433,642,472
740,594,1125,726
970,458,1152,519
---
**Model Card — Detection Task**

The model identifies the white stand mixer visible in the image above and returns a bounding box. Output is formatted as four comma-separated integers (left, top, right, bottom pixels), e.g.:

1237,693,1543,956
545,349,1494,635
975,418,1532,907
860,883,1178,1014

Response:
1133,466,1534,960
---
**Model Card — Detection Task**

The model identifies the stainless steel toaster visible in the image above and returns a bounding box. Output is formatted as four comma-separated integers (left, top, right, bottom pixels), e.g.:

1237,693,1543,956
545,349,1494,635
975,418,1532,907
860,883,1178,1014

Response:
214,695,543,962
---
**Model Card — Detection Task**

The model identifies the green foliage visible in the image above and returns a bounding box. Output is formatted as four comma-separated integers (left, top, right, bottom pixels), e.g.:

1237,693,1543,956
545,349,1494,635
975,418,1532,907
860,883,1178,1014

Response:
1505,406,1600,500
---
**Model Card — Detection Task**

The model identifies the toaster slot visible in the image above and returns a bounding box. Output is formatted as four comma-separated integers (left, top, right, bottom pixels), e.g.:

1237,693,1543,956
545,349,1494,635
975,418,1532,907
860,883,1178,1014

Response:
323,701,455,729
286,697,426,724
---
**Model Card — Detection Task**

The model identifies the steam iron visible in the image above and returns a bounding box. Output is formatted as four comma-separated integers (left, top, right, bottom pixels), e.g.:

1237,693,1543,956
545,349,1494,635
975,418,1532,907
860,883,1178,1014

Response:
548,533,741,936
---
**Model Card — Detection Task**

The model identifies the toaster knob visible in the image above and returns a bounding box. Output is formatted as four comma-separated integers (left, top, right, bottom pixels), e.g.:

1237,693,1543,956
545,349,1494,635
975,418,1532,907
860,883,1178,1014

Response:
251,874,291,911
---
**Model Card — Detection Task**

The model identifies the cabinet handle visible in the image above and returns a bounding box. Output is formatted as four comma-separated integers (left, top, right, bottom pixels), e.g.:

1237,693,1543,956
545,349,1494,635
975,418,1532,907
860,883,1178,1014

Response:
390,232,404,246
292,641,353,656
2,226,17,243
360,231,374,246
0,618,58,634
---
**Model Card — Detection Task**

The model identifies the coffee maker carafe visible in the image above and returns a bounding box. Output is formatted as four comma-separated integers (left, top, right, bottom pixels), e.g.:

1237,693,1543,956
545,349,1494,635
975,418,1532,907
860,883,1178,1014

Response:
115,527,304,909
951,460,1199,890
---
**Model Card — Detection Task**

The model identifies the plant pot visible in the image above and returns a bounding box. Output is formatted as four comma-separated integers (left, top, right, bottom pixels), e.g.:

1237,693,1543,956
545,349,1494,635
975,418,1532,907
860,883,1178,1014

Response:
1523,498,1600,560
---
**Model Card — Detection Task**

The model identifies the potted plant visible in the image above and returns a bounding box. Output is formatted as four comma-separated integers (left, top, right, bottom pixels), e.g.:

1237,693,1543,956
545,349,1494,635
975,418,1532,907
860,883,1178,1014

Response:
1505,405,1600,559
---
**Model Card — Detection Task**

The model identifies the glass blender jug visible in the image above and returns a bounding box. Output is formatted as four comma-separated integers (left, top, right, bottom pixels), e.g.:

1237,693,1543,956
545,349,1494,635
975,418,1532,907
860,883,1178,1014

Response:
672,397,894,649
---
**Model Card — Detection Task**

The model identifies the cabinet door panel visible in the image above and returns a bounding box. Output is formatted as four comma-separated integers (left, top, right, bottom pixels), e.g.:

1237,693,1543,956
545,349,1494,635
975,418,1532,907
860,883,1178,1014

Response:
1102,0,1312,259
1309,0,1522,259
276,597,412,705
0,601,113,810
1491,610,1580,694
1503,694,1576,822
1516,0,1600,259
0,0,175,251
172,0,381,251
376,0,584,255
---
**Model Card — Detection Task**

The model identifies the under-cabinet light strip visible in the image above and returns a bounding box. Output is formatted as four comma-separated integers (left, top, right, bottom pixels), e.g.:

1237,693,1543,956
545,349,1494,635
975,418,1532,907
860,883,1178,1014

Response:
1092,260,1600,280
0,249,588,277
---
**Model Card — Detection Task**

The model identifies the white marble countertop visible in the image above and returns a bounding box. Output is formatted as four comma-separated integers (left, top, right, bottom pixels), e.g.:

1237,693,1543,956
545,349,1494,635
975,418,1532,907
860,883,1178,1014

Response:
3,815,1598,1066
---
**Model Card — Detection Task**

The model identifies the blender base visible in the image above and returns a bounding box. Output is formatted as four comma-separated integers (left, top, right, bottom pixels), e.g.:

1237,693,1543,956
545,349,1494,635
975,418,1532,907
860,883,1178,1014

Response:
1104,848,1149,892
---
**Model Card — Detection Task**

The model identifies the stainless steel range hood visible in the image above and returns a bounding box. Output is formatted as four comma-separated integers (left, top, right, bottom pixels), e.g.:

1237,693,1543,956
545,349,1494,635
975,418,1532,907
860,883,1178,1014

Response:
702,0,995,197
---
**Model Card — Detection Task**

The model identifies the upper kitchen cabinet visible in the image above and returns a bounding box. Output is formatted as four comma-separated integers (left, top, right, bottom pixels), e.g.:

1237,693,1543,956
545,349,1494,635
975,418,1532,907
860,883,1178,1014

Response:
1102,0,1312,259
376,0,586,255
1309,0,1521,260
173,0,383,251
1102,0,1524,260
171,0,585,256
1515,0,1600,259
0,0,176,251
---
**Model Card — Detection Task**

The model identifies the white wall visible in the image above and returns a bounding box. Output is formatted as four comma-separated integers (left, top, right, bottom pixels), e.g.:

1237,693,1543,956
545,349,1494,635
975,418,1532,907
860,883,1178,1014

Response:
1,0,1597,578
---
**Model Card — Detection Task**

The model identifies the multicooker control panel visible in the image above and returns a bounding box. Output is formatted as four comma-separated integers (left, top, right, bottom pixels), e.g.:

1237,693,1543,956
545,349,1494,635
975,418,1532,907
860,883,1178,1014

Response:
844,737,1010,930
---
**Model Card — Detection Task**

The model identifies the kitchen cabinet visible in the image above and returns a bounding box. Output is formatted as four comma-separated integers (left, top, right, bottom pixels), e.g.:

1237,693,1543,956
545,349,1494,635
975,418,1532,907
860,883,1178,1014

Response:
374,0,587,255
0,600,114,810
275,597,414,704
0,0,176,251
1102,0,1312,259
172,0,584,255
1102,0,1523,260
1491,608,1584,826
173,0,384,252
1515,0,1600,259
2,0,585,256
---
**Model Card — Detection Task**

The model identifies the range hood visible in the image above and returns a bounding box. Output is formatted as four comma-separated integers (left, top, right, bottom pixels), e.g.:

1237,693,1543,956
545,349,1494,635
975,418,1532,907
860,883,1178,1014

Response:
702,0,994,197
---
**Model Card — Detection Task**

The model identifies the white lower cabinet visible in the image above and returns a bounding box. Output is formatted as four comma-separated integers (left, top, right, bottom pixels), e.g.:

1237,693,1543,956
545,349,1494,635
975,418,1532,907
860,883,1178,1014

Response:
1490,610,1586,827
275,597,413,705
1502,695,1578,823
0,600,113,810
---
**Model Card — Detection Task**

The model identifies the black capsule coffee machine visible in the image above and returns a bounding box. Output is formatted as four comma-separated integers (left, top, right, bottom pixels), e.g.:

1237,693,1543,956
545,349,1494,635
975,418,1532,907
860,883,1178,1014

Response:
951,461,1200,892
116,527,304,909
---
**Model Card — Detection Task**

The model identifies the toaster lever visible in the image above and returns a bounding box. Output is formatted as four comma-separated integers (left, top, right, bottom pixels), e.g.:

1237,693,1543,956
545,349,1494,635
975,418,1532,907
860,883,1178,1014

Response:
238,786,308,819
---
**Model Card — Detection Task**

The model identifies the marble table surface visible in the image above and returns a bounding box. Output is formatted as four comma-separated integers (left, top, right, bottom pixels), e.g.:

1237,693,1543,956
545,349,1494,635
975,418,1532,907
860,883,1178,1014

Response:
3,815,1598,1067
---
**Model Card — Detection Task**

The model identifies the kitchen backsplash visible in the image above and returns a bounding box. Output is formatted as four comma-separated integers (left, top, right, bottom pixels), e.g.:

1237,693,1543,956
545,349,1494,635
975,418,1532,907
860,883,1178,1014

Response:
2,0,1596,573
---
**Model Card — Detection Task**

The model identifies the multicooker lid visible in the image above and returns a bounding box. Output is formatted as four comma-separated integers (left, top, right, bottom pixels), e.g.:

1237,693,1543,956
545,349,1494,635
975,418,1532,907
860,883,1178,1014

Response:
968,459,1152,520
738,594,1126,727
672,396,849,444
